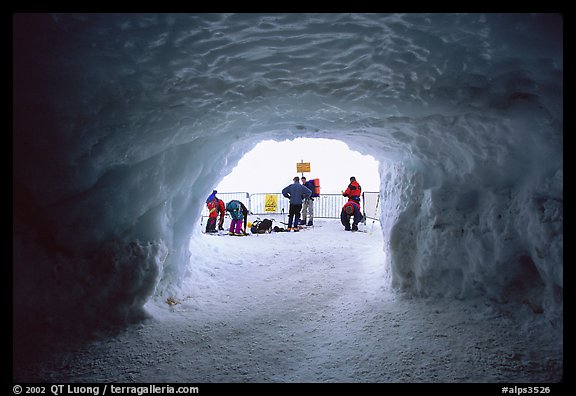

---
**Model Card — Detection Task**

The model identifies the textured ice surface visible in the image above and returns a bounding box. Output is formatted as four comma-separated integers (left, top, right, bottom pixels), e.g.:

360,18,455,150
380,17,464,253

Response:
13,14,562,335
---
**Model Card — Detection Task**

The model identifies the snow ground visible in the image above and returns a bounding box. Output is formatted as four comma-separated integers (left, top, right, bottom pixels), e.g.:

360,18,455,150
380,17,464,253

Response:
15,218,562,383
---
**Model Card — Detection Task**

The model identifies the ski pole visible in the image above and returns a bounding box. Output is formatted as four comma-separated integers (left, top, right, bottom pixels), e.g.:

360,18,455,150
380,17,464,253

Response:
362,192,367,225
370,193,380,235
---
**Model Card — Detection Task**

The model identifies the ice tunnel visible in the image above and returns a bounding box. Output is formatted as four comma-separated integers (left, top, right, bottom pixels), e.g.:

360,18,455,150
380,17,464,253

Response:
13,13,562,341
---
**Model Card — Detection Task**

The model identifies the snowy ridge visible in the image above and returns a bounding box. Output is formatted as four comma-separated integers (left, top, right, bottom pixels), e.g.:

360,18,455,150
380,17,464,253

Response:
13,13,562,377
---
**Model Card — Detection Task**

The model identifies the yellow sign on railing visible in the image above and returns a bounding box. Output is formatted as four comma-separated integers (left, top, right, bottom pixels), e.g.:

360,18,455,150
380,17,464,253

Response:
296,162,311,173
264,194,278,212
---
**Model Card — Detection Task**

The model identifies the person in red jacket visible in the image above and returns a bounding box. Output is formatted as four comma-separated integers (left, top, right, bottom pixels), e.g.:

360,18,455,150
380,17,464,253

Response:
205,190,224,233
343,176,362,209
216,197,226,230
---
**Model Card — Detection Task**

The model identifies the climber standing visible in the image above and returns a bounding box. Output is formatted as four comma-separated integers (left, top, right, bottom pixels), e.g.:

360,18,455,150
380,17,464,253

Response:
300,176,318,226
342,176,362,208
205,190,220,233
216,196,226,230
281,176,312,231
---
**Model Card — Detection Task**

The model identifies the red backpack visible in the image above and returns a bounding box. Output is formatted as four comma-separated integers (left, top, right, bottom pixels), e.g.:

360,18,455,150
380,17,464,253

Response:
305,179,321,197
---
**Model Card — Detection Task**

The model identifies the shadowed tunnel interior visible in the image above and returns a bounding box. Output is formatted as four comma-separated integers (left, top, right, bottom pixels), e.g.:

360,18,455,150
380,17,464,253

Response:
13,13,562,380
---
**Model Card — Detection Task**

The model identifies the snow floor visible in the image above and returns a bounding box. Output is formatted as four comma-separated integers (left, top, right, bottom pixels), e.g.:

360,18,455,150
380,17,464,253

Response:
15,218,562,383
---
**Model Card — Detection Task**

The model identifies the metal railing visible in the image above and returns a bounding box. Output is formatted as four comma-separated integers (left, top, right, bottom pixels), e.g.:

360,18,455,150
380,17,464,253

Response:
249,193,353,218
202,191,380,220
362,191,380,221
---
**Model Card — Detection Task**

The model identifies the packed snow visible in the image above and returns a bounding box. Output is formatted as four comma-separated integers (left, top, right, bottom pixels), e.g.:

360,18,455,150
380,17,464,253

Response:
13,13,562,383
14,217,561,382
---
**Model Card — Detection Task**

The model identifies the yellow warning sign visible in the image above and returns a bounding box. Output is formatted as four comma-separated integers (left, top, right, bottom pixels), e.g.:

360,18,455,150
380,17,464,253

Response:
264,194,278,212
296,162,311,173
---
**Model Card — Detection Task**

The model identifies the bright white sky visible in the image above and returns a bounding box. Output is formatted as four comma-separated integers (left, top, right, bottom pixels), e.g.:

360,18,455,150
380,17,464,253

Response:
215,138,380,194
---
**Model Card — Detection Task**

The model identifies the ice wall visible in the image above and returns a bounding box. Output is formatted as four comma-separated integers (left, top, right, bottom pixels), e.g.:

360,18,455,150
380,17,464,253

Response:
13,14,562,335
380,114,562,322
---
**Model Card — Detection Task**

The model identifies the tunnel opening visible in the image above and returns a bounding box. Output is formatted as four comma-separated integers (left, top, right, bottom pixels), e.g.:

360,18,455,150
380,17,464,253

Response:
147,136,393,312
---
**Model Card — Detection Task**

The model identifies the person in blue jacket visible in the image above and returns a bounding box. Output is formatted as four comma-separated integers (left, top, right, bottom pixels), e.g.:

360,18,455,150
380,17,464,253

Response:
281,176,312,232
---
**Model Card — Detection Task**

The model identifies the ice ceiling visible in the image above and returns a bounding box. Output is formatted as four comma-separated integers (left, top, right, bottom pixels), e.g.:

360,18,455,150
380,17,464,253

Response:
13,13,562,334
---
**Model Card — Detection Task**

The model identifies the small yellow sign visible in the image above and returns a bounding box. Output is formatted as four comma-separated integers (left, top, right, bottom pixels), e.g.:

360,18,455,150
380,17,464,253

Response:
264,194,278,212
296,162,311,173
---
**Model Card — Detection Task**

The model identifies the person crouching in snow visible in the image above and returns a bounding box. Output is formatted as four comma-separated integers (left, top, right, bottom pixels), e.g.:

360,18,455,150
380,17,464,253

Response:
341,196,362,231
226,199,248,236
282,176,312,231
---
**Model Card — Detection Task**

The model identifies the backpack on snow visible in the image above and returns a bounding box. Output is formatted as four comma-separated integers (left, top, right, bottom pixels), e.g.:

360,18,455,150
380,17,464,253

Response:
343,202,357,215
251,218,273,234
